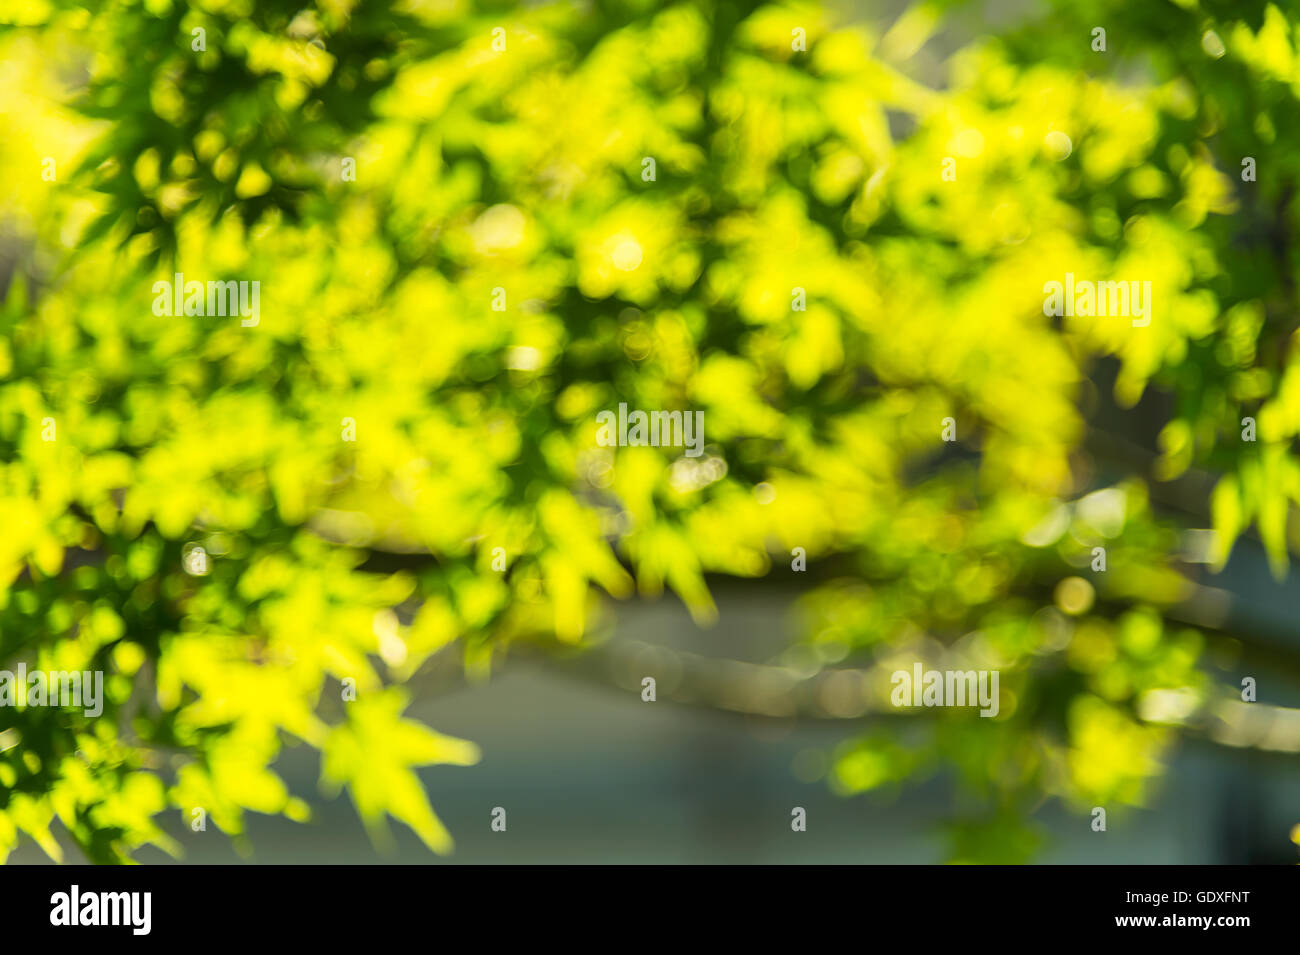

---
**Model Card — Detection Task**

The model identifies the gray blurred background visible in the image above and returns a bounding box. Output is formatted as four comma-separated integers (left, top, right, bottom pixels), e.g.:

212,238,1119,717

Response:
16,534,1300,864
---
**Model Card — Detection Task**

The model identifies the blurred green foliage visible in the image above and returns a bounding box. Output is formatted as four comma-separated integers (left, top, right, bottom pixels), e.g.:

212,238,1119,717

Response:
0,0,1297,862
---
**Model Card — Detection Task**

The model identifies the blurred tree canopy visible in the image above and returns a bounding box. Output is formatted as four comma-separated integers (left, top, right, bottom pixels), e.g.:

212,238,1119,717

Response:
0,0,1298,862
